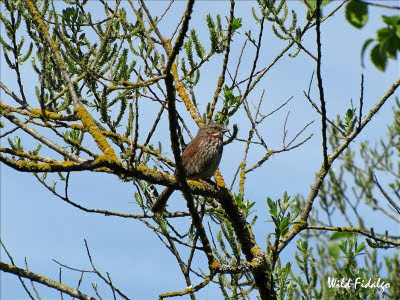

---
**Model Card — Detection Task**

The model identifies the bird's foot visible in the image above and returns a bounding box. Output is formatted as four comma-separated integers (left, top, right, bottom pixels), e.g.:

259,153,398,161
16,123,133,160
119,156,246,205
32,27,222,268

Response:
197,178,214,189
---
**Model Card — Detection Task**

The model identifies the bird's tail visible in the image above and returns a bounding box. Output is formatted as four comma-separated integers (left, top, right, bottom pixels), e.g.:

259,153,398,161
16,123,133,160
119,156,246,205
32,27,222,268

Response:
151,187,174,214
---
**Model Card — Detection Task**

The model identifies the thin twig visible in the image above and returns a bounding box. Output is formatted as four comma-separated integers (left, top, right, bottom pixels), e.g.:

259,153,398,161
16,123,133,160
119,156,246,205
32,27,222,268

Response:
373,174,400,215
24,258,42,300
306,225,400,247
316,0,329,170
358,74,364,128
278,77,400,254
138,0,168,52
84,240,129,300
0,240,36,300
0,261,95,300
359,0,400,10
208,0,235,121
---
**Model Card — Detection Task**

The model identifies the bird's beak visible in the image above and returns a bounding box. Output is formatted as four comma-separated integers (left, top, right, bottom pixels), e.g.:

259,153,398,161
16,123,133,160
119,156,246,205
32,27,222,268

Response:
222,128,230,133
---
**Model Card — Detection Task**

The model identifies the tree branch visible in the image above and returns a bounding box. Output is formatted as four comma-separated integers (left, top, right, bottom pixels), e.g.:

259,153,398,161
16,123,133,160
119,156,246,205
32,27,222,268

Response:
306,225,400,247
277,77,400,254
316,0,329,170
0,261,95,300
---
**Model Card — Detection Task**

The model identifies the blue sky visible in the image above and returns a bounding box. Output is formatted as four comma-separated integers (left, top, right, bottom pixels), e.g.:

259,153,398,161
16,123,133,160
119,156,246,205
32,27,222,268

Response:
1,1,399,299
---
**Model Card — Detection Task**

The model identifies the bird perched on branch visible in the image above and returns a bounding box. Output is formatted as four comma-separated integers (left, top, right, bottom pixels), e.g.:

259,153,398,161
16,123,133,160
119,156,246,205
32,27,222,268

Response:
151,123,229,214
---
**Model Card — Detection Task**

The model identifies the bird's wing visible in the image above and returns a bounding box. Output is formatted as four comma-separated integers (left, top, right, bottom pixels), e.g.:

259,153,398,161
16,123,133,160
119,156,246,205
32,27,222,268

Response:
181,139,197,167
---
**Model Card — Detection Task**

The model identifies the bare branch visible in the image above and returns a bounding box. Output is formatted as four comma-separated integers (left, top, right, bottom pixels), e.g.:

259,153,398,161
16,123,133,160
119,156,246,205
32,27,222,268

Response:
316,0,329,170
0,261,95,300
277,77,400,254
373,174,400,215
306,225,400,247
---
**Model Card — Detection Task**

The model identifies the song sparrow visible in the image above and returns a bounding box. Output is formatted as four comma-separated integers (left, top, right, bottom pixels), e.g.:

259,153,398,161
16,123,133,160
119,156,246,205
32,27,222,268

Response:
151,123,229,213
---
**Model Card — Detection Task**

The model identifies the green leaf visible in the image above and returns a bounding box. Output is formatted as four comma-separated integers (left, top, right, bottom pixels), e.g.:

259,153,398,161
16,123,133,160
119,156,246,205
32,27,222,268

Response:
296,240,308,252
344,108,356,134
345,0,368,29
235,193,243,206
361,38,374,67
345,108,354,121
206,14,218,53
231,18,242,32
384,36,400,59
159,219,168,234
134,193,143,207
190,29,205,59
271,215,279,228
370,44,387,71
382,15,400,27
223,85,235,106
377,27,392,42
330,231,355,240
18,42,33,63
338,240,348,254
41,172,48,181
0,34,12,51
58,172,66,181
280,217,290,235
31,143,42,156
267,197,277,217
51,181,57,192
328,243,340,260
8,136,23,151
356,242,365,254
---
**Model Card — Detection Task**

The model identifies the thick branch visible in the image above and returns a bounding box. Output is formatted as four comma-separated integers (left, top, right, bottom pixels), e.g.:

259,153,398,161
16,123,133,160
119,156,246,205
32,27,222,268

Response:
163,2,218,283
165,0,195,73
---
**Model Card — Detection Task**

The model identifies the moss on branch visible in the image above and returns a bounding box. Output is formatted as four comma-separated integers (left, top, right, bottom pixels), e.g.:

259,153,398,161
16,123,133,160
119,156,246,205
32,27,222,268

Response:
0,102,77,121
74,106,118,161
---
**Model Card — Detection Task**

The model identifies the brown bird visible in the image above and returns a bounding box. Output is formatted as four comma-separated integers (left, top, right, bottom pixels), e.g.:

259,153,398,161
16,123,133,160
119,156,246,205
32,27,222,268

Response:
151,123,229,213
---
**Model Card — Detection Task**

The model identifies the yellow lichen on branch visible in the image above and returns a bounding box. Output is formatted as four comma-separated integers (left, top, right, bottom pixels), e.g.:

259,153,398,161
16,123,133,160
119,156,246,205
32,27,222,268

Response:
74,106,118,161
250,246,266,268
210,259,220,271
31,108,76,121
26,0,66,70
3,158,76,172
99,130,175,166
71,124,174,166
214,169,227,189
239,161,246,195
171,63,203,126
0,147,57,163
0,153,115,174
0,102,76,121
159,273,213,298
165,40,202,126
